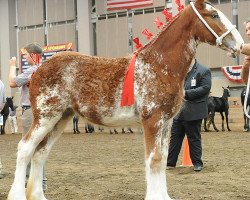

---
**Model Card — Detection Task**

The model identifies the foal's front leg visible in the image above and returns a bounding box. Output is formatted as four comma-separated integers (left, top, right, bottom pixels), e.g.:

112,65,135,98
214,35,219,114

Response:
220,112,225,131
225,111,231,131
142,115,172,200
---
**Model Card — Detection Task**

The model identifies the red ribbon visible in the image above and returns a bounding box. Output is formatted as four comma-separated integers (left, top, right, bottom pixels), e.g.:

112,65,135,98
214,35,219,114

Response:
120,53,137,107
35,54,40,65
154,17,164,29
133,37,143,50
31,53,41,65
142,29,153,40
175,0,184,12
162,9,172,22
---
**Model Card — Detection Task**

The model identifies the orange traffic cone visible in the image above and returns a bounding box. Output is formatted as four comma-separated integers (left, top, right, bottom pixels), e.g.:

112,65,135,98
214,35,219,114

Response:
181,137,193,166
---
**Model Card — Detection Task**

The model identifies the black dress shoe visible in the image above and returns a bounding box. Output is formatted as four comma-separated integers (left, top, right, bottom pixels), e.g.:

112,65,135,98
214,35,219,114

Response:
166,166,175,170
194,165,203,172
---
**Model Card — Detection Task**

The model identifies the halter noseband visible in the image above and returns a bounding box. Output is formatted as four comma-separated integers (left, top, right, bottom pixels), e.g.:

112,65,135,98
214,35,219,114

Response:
190,2,236,46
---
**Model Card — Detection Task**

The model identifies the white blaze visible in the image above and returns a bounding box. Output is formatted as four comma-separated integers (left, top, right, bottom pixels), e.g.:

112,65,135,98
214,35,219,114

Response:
206,4,244,50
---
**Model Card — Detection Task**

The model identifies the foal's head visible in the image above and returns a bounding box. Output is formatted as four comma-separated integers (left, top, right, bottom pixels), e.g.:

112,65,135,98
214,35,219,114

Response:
6,97,14,111
190,0,243,57
222,86,231,99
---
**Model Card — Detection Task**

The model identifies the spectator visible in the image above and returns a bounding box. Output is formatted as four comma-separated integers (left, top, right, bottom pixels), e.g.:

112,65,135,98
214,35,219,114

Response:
167,59,211,172
241,18,250,84
8,43,47,190
8,102,18,134
240,18,250,132
0,80,6,179
73,114,80,134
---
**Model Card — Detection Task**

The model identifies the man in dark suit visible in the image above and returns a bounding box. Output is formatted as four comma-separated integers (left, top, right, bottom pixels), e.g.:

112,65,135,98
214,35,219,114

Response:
167,59,211,171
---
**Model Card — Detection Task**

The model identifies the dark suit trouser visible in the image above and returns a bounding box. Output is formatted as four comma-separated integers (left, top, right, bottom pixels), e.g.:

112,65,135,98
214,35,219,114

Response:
167,119,203,167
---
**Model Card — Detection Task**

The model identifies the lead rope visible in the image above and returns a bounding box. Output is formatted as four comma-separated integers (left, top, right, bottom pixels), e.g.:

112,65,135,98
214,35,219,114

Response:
244,69,250,118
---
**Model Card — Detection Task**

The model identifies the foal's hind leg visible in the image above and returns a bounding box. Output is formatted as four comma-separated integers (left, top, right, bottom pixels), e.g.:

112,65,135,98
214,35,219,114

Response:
204,118,209,132
224,110,231,131
143,114,172,200
210,112,219,132
220,112,225,131
207,118,212,130
7,114,62,200
26,111,73,200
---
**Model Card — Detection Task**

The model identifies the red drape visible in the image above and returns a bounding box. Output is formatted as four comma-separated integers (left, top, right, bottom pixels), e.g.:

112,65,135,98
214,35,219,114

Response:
120,54,137,107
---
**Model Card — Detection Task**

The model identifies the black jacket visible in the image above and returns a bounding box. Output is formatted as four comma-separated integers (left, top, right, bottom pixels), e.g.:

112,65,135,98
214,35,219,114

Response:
175,60,211,121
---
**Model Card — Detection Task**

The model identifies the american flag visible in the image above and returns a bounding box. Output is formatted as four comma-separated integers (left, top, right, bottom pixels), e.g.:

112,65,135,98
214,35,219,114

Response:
107,0,153,11
221,65,243,83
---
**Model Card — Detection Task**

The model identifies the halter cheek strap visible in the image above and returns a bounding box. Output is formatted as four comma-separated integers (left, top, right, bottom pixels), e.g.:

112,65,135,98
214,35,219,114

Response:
190,2,236,46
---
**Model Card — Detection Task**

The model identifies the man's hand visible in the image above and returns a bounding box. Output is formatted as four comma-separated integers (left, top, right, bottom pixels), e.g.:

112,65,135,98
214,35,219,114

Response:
9,57,17,67
241,43,250,55
9,57,17,88
245,55,250,62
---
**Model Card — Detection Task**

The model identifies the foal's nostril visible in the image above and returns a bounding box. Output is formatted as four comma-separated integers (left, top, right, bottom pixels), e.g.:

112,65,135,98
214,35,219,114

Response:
227,51,236,58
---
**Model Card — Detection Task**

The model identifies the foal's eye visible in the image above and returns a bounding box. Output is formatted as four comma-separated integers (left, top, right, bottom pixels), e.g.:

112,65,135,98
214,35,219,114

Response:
212,13,219,19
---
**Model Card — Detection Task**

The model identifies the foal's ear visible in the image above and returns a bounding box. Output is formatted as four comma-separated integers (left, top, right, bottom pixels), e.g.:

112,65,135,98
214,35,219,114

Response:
194,0,206,9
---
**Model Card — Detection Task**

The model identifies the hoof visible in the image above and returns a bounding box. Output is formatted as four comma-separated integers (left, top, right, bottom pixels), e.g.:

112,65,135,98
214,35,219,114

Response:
7,193,26,200
145,195,173,200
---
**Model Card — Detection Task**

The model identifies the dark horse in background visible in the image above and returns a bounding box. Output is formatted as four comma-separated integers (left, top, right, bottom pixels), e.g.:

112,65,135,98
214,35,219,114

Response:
241,86,250,131
204,87,231,132
0,97,14,135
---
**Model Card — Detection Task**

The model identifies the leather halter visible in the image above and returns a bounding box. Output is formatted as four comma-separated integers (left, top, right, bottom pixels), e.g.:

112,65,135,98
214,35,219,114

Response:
190,2,236,46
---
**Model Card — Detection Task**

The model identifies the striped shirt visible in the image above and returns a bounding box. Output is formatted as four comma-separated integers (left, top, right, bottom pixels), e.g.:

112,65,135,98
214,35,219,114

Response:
0,80,6,111
15,65,39,106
